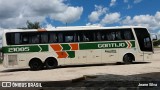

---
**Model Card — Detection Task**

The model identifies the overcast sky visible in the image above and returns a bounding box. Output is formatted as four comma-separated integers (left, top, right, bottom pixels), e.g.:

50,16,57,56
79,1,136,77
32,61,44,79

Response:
0,0,160,34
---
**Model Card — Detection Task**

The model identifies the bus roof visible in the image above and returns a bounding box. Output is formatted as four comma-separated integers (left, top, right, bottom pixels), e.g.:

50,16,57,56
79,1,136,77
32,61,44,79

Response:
2,26,147,33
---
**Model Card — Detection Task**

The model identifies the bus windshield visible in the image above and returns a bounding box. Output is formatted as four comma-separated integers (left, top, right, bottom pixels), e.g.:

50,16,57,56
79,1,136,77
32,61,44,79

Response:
134,28,153,52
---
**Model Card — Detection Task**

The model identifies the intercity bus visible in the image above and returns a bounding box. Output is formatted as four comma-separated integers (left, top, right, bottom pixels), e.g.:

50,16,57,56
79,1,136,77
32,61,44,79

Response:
2,26,153,70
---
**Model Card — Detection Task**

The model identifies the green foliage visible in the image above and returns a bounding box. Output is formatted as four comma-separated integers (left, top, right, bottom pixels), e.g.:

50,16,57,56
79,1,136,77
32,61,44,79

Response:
153,40,160,46
26,20,41,29
0,59,2,64
18,20,41,29
0,48,2,64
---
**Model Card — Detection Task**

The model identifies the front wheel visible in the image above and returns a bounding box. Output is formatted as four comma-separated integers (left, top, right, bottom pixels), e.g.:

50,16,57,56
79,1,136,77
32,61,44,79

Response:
29,58,43,70
123,54,134,64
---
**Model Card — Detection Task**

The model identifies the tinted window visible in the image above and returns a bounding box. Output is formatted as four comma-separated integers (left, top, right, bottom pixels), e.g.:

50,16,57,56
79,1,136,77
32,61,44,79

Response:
101,29,134,41
58,33,63,43
5,29,135,45
41,33,48,43
49,32,57,43
134,28,153,52
29,33,40,44
124,30,133,40
6,33,15,45
64,32,74,42
21,33,29,44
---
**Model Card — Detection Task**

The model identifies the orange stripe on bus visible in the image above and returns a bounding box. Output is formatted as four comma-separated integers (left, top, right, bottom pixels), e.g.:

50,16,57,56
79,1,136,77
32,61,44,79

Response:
56,52,68,58
50,44,62,51
70,43,78,50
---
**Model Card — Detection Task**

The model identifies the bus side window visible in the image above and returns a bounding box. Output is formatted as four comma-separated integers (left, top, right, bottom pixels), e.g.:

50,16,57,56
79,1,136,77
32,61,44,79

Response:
73,33,77,42
49,33,57,43
15,33,20,44
101,31,107,41
82,34,89,42
97,32,101,41
64,31,76,43
29,33,40,44
41,33,48,43
6,33,15,45
93,33,96,41
21,33,29,44
124,30,133,40
77,35,80,42
107,32,115,41
101,34,106,41
65,36,73,42
112,32,116,40
93,32,101,41
58,33,63,43
115,31,122,40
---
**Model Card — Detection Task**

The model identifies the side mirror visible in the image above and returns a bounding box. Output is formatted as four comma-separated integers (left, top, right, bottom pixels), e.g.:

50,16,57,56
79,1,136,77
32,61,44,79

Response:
151,34,158,41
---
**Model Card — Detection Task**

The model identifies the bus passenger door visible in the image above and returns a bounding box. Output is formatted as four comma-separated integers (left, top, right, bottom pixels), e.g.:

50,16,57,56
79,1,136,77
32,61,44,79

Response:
143,37,153,61
134,28,153,61
86,50,101,64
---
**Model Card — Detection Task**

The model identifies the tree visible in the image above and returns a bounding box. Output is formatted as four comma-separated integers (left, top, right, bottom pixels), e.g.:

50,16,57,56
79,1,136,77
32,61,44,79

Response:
26,21,41,29
18,20,41,29
153,40,160,46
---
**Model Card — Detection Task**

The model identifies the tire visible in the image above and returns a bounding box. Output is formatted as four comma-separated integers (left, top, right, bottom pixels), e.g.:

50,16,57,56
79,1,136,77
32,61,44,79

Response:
45,57,58,69
123,54,134,64
29,58,43,70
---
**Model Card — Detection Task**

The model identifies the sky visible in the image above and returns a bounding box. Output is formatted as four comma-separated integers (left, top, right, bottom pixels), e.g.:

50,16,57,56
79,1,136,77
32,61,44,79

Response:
0,0,160,35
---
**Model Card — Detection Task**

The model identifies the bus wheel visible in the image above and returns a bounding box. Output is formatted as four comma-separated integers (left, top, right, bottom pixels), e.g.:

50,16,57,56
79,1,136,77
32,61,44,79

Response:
123,54,134,64
45,57,58,69
29,58,43,70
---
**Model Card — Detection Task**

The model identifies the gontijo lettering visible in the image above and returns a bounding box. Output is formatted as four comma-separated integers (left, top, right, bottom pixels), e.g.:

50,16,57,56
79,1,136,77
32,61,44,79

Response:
98,43,126,48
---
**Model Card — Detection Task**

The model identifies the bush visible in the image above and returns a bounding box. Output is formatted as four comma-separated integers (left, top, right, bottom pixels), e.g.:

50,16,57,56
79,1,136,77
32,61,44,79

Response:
153,40,160,46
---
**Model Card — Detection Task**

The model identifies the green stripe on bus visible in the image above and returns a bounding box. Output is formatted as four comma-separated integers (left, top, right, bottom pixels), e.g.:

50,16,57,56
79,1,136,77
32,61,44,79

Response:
61,44,71,50
2,41,135,53
3,45,48,53
39,45,48,52
130,41,135,47
67,51,75,58
79,41,135,50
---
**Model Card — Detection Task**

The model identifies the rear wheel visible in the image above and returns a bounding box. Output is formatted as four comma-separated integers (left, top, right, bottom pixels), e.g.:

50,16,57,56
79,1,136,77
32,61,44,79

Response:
29,58,43,70
123,54,134,64
45,57,58,69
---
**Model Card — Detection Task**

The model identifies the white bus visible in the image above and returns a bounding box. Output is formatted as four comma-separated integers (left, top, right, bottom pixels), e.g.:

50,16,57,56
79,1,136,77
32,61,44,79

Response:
2,26,153,70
